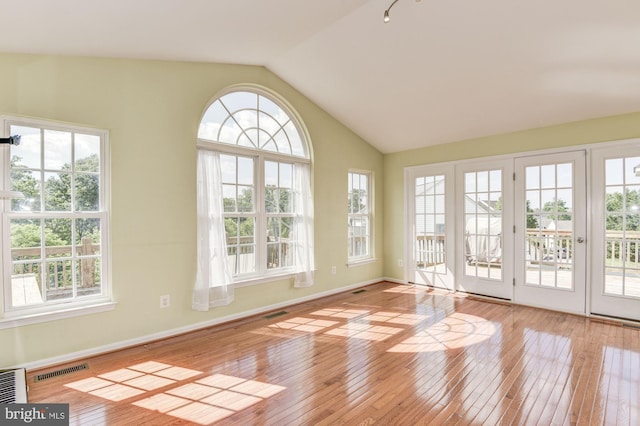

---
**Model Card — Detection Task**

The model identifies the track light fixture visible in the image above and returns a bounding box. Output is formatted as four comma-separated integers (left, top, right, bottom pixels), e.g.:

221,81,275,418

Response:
383,0,422,23
383,0,398,23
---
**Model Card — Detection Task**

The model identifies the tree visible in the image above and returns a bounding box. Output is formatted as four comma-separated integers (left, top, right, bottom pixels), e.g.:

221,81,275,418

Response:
606,189,640,231
42,154,100,243
526,200,539,229
543,198,572,221
348,189,367,214
10,222,66,249
10,157,41,211
10,154,101,247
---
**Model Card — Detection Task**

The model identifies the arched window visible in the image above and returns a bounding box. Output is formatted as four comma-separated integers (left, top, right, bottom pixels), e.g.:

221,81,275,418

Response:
193,88,314,310
198,91,308,158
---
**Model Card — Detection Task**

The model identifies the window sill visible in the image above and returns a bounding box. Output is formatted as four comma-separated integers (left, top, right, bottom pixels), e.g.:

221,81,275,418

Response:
232,272,298,288
347,258,378,268
0,301,117,330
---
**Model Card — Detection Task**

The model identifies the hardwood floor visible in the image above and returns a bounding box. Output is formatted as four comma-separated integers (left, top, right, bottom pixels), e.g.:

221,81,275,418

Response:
27,282,640,425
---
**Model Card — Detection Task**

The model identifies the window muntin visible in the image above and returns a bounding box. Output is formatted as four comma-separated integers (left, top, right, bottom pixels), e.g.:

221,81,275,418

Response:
348,171,372,261
199,88,311,282
199,91,306,158
3,118,108,314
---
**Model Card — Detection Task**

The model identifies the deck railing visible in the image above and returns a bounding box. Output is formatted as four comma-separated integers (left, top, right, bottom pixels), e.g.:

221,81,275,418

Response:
416,230,640,269
11,236,99,290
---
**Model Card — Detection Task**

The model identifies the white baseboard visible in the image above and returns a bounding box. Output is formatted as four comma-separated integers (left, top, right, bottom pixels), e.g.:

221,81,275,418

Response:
382,277,409,285
16,277,387,371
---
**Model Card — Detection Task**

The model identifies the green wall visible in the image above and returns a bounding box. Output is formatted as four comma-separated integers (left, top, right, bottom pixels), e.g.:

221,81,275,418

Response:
0,53,384,367
2,51,639,369
383,112,640,280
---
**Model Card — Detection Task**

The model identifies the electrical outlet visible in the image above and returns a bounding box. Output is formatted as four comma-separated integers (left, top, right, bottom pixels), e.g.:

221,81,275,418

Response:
398,259,404,267
160,294,170,308
331,266,336,274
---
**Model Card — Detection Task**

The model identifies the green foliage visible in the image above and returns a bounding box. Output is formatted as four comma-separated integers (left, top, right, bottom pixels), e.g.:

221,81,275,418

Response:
9,154,101,248
348,189,367,214
606,190,640,231
526,200,539,229
543,198,572,221
11,223,66,248
10,157,41,211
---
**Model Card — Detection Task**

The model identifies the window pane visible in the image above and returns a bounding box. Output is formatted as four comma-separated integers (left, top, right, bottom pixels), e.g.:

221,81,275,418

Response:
221,154,236,183
45,172,71,211
237,187,253,213
265,161,278,186
10,125,41,169
76,258,101,296
45,219,72,254
11,169,41,212
237,156,253,185
44,130,72,171
75,173,100,211
76,218,101,255
75,134,100,172
44,259,73,302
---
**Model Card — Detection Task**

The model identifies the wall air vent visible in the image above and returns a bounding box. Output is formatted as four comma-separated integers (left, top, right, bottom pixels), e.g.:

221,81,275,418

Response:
263,310,288,319
0,368,27,403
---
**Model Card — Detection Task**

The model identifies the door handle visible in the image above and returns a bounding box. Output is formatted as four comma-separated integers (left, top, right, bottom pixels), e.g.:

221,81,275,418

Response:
577,237,585,243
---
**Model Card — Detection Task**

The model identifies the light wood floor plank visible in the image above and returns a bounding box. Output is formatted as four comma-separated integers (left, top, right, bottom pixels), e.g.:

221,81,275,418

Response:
24,282,640,425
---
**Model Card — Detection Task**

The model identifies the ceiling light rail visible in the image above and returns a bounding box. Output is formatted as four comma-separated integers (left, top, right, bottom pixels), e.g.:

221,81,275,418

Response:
384,0,422,23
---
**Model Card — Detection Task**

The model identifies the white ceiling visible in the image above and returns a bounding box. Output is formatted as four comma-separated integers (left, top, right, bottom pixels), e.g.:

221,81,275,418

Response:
1,0,640,153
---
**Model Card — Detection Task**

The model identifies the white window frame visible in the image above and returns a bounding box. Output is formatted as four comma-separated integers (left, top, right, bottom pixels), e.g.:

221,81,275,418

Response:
197,87,312,286
0,116,113,329
347,170,374,265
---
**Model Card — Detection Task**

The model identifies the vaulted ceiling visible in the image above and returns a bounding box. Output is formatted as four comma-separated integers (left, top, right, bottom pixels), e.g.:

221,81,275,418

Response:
2,0,639,153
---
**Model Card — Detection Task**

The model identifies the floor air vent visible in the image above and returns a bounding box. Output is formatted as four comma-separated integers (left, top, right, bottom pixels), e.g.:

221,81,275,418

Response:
263,310,288,319
34,363,89,382
352,289,366,294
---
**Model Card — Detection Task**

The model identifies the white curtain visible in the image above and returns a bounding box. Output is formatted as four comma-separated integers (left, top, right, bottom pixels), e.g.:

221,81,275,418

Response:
192,149,234,311
293,163,315,287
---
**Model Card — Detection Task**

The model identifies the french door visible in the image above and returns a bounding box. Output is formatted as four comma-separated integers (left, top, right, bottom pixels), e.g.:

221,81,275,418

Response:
514,151,587,314
406,165,455,290
406,145,640,321
456,160,513,299
591,145,640,321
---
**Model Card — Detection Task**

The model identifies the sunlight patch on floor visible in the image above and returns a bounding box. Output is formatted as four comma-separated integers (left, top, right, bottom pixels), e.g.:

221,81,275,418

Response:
325,322,404,342
269,317,339,333
309,307,370,319
362,311,430,326
387,312,496,353
65,362,286,425
383,285,427,295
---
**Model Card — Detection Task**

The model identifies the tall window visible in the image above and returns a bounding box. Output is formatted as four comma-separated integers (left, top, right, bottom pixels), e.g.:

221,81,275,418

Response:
197,89,312,284
1,116,109,317
348,171,372,261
